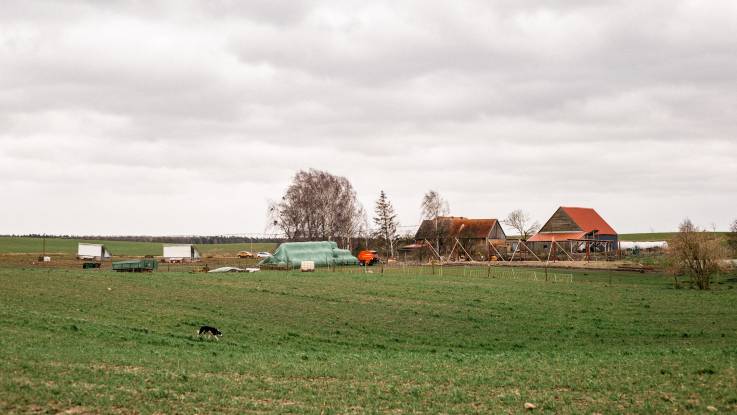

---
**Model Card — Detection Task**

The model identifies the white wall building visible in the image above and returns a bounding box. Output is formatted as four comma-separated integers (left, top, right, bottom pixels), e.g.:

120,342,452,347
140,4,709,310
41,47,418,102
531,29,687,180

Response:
163,244,201,262
77,243,112,260
619,241,669,250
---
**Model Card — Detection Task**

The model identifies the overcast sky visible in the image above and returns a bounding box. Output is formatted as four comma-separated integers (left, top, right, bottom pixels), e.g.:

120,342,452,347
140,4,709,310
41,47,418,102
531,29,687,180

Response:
1,1,736,236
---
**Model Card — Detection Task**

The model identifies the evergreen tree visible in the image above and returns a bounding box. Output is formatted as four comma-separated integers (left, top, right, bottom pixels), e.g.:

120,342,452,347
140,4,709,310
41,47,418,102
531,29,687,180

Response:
373,190,399,258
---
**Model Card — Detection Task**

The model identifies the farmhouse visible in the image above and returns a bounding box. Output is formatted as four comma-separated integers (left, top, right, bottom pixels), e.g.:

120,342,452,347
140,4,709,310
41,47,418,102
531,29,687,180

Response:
414,217,506,260
527,207,618,255
77,243,112,260
162,244,201,262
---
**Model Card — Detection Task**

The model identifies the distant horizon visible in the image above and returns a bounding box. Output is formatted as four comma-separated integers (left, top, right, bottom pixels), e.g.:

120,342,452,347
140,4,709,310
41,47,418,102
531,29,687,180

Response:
2,230,731,240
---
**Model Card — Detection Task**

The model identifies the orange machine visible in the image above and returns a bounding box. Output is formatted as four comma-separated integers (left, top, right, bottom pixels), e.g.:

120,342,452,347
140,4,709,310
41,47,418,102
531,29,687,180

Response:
357,250,380,266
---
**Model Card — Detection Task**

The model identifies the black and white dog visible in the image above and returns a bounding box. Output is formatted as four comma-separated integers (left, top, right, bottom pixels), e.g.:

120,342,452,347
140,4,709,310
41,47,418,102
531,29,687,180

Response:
197,325,222,340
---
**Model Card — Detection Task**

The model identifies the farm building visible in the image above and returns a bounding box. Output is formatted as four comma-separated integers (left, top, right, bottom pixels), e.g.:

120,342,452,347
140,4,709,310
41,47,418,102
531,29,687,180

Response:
77,243,112,260
413,217,506,260
527,207,618,257
162,244,201,262
259,241,358,268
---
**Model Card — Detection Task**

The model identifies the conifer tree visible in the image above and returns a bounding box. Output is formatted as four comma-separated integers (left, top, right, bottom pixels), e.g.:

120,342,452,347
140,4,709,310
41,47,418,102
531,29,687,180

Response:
373,190,399,257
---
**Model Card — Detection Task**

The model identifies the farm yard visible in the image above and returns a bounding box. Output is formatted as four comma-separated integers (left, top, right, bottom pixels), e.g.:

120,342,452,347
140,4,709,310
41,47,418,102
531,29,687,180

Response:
5,1,737,413
1,262,736,413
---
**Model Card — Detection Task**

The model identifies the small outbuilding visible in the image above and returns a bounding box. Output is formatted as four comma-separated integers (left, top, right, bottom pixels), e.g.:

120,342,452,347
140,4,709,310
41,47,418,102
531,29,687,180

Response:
163,244,201,262
77,243,112,260
414,216,506,260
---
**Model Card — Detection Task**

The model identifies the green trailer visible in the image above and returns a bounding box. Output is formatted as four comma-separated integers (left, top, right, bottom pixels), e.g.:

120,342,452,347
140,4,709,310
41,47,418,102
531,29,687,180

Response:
112,259,158,272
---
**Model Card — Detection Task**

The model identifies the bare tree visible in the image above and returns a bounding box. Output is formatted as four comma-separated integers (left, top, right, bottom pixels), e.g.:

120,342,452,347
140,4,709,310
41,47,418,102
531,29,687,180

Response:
373,190,399,258
669,218,727,290
421,190,449,254
502,209,540,241
268,169,364,246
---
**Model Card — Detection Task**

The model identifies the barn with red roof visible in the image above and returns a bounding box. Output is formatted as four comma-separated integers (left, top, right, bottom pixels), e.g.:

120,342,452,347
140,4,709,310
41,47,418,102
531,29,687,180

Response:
528,207,618,255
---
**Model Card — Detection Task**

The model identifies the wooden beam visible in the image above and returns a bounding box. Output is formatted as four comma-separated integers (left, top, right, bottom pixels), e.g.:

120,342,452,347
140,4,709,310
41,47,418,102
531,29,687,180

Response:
447,239,459,261
488,240,507,262
510,242,520,261
456,238,475,261
554,240,575,261
423,239,443,261
518,241,542,262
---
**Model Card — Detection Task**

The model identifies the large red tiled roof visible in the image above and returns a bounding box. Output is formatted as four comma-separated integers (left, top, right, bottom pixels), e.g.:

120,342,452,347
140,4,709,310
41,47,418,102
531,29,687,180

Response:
560,207,617,235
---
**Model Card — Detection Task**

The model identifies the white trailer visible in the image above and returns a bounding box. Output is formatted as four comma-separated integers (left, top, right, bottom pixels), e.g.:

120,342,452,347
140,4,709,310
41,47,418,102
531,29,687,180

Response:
77,243,112,260
163,244,201,262
619,241,668,250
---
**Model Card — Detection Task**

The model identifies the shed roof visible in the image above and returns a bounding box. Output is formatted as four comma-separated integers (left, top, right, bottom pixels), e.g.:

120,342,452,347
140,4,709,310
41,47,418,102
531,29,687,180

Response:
415,217,501,240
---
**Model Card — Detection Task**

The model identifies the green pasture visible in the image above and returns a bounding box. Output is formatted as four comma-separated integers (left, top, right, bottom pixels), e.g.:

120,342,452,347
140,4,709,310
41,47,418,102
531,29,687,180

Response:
0,237,276,256
1,265,736,414
619,232,729,242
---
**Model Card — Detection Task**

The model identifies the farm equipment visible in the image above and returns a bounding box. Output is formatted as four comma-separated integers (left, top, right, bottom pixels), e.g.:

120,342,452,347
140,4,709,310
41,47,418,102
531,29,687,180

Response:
82,262,101,269
357,250,380,266
112,259,158,272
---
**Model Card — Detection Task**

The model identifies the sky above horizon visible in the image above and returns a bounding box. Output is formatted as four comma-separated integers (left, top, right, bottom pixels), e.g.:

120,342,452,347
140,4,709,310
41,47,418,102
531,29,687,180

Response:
1,1,736,236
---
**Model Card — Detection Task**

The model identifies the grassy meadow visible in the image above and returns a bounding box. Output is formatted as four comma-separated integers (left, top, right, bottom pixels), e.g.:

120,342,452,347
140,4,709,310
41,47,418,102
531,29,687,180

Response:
1,265,736,414
619,232,730,242
0,236,276,257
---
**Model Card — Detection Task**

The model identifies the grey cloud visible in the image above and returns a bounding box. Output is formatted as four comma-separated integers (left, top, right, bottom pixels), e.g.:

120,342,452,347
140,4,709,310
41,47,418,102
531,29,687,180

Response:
1,1,736,235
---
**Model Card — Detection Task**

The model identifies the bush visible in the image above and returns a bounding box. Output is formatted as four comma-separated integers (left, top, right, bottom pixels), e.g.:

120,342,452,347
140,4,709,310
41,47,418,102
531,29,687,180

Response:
669,219,728,290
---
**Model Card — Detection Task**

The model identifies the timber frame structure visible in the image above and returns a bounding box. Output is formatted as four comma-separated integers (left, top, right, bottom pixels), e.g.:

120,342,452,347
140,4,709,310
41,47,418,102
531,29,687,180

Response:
488,238,616,262
412,217,506,262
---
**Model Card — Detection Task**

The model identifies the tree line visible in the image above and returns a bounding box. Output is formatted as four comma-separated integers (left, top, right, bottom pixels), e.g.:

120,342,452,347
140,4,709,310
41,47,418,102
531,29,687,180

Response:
268,168,544,257
2,234,285,244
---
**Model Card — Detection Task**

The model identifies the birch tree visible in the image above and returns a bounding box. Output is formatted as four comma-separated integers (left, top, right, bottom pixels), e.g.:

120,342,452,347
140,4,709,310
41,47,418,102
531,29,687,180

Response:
268,169,364,245
421,190,449,254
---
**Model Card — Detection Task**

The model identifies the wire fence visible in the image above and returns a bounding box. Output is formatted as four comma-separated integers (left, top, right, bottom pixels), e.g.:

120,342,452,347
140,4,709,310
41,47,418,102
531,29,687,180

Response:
7,255,575,283
277,263,574,283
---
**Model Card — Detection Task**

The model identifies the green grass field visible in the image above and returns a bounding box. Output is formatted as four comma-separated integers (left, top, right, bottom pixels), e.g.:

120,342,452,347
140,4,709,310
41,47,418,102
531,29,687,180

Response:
1,265,736,414
0,237,276,256
619,232,730,242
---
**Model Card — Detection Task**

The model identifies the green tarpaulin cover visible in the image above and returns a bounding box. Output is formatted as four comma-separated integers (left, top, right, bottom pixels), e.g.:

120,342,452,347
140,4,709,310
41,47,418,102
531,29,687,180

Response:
259,241,359,268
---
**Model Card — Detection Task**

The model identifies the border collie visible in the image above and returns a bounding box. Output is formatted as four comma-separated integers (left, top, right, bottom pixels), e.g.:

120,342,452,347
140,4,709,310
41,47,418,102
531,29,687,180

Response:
197,325,222,340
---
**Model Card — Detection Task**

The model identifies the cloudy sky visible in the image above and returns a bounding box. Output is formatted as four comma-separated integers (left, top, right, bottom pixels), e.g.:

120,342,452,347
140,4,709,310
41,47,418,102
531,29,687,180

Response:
1,1,736,236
